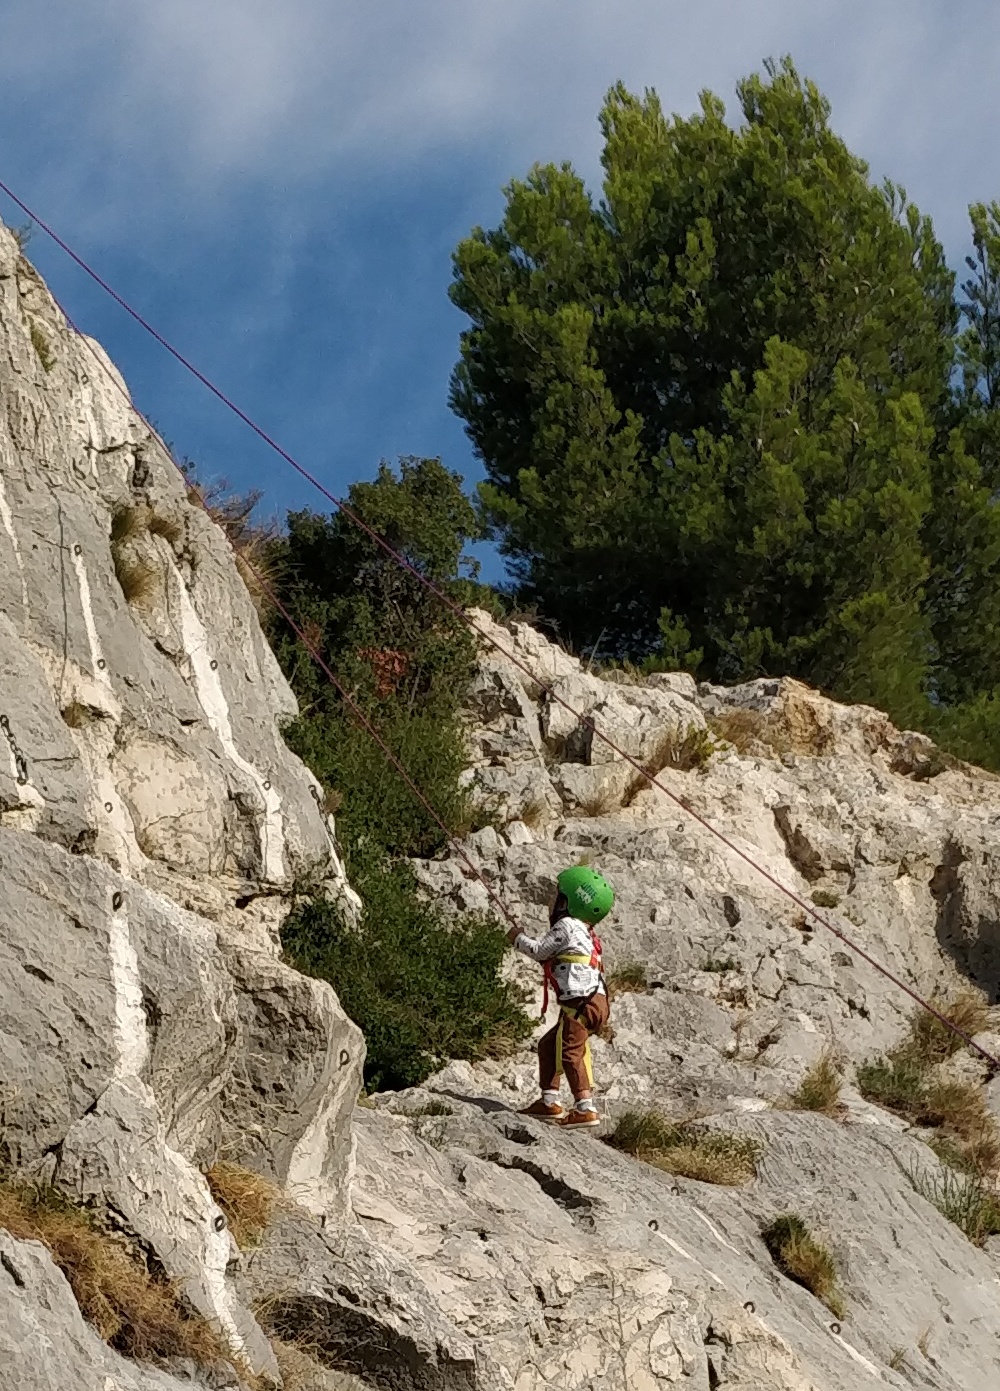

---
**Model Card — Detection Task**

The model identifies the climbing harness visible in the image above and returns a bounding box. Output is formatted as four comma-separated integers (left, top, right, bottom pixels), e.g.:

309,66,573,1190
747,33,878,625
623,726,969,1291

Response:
1,714,29,785
540,929,603,1019
6,174,998,1071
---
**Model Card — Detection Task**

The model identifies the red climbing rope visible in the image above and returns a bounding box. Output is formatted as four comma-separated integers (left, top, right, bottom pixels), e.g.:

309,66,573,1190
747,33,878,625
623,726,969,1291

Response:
5,177,998,1071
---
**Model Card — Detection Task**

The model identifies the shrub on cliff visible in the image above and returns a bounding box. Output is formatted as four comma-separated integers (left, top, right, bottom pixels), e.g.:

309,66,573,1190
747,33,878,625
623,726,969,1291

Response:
271,457,529,1089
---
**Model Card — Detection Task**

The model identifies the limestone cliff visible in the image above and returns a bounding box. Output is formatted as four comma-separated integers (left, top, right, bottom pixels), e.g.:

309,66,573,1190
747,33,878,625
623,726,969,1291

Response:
5,215,1000,1391
0,217,372,1387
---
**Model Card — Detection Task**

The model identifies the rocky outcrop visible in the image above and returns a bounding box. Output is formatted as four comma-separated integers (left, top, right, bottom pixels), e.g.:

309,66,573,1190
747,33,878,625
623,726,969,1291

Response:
379,611,1000,1389
351,1094,1000,1390
0,217,364,1387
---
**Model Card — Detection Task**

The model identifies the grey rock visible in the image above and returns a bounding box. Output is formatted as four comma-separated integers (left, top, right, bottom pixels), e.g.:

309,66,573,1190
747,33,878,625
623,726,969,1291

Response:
57,1077,278,1382
239,1209,492,1390
216,936,364,1215
0,1230,193,1391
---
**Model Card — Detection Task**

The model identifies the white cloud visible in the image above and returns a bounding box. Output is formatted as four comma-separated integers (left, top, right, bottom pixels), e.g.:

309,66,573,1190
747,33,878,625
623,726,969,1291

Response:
4,0,1000,256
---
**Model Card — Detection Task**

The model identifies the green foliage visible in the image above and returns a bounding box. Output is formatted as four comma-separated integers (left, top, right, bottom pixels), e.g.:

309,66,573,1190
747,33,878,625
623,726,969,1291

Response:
281,859,529,1092
270,456,485,862
272,457,531,1090
908,1164,1000,1246
450,58,953,686
447,57,1000,769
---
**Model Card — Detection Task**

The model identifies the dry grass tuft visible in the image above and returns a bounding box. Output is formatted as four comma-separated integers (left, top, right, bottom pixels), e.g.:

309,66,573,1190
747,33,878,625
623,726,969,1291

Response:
184,473,282,619
113,555,160,608
909,989,990,1065
761,1213,846,1318
232,531,282,615
110,504,151,547
0,1181,226,1368
271,1336,338,1391
606,961,649,1001
607,1110,761,1186
148,512,184,548
204,1162,283,1251
61,701,92,729
30,322,55,372
784,1052,843,1117
517,794,549,830
576,784,621,818
622,725,717,806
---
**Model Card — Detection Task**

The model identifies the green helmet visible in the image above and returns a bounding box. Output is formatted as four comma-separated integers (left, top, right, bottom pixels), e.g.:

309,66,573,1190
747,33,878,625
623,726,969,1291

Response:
557,865,615,924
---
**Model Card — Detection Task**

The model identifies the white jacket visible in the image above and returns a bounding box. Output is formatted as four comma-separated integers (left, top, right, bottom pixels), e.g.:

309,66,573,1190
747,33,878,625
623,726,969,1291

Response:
514,914,605,1002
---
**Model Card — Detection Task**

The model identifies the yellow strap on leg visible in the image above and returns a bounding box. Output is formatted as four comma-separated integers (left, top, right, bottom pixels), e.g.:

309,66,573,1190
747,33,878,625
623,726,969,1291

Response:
554,1012,565,1077
583,1035,593,1088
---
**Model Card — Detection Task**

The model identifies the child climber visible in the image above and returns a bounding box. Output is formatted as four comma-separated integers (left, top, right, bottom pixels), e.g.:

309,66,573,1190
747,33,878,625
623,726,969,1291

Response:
507,865,615,1128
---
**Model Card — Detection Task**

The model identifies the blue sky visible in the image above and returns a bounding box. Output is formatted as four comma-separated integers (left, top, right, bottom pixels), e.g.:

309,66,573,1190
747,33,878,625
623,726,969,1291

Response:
3,1,1000,582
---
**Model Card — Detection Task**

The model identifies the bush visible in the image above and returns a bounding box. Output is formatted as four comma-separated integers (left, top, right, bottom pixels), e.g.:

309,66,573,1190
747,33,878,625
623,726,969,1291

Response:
268,459,532,1092
0,1181,227,1370
282,855,531,1092
607,1111,761,1186
761,1214,845,1318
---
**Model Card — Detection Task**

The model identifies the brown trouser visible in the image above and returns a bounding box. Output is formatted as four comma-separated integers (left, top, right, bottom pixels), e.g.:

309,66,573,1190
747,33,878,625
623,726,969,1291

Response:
538,993,610,1098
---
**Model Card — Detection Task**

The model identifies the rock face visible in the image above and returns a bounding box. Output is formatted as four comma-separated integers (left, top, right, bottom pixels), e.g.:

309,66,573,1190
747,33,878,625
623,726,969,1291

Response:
0,218,364,1388
5,217,1000,1391
377,611,1000,1390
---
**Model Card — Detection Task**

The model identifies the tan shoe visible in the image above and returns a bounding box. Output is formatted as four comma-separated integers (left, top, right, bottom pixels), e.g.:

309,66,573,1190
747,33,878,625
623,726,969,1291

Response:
518,1098,565,1122
559,1108,601,1128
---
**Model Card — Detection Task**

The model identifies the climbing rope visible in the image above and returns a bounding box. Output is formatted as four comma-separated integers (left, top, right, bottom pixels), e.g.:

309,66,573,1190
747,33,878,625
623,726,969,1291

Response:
4,176,998,1070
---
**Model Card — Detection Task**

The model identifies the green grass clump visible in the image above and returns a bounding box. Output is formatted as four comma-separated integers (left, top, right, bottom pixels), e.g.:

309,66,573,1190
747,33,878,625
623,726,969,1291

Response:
607,1111,761,1186
908,1165,1000,1246
702,957,738,973
761,1213,846,1318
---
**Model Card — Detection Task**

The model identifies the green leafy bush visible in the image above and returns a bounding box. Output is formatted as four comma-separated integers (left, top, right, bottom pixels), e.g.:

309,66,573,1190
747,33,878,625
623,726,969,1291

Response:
282,855,529,1092
269,457,532,1091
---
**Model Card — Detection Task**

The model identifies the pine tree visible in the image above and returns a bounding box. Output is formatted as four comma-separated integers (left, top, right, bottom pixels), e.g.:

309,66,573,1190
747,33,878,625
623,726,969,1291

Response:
449,59,955,702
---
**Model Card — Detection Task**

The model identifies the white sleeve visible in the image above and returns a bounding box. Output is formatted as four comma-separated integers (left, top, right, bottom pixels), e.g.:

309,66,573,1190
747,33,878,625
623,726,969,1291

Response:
513,920,569,963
